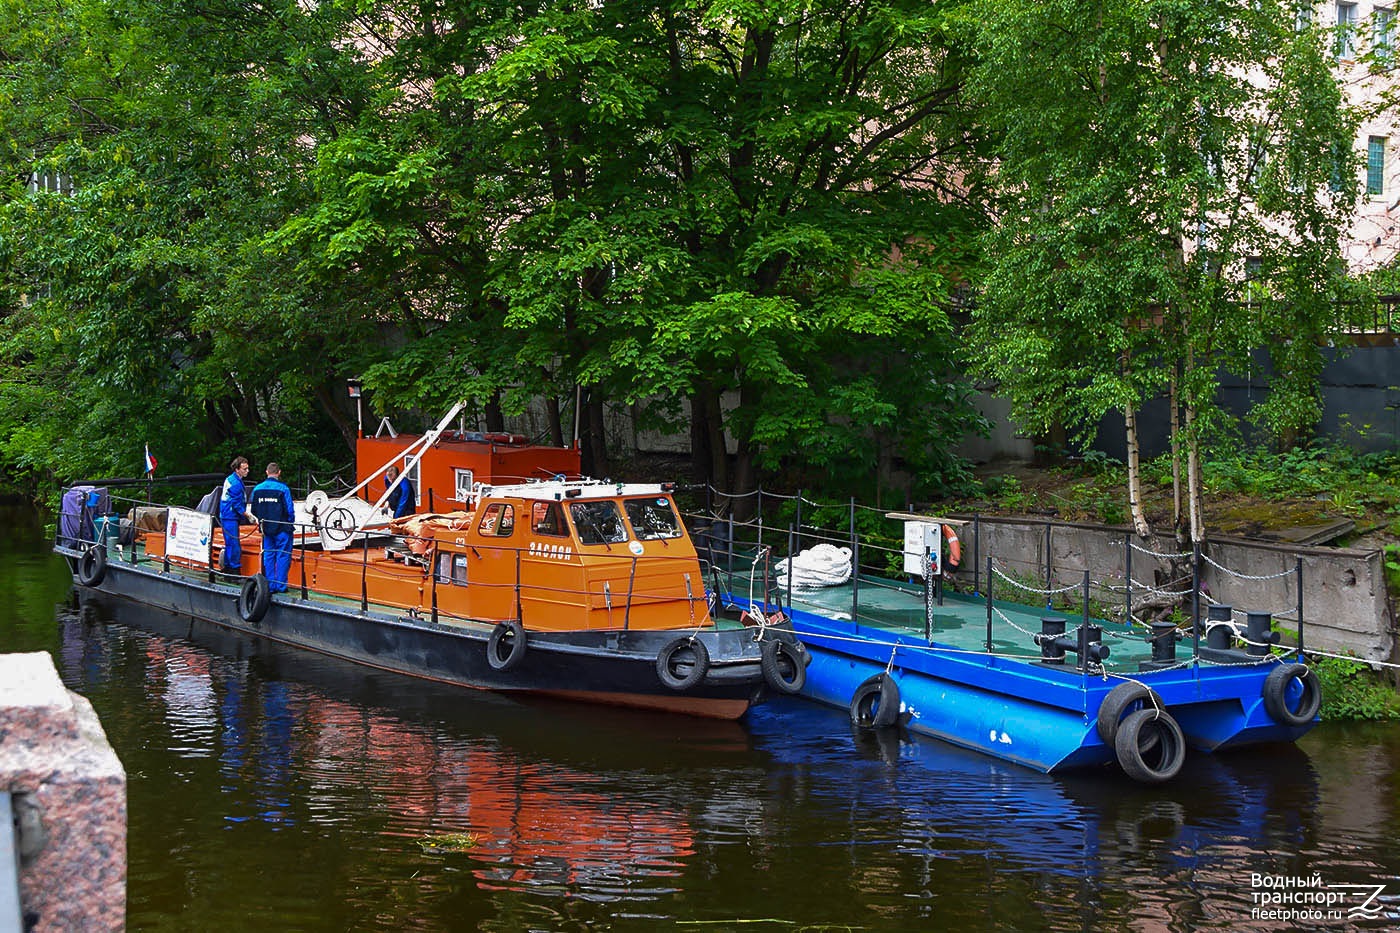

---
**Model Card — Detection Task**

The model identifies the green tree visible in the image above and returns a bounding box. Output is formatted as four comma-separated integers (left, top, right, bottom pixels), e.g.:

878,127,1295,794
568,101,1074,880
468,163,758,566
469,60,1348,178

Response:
0,0,379,491
967,0,1359,542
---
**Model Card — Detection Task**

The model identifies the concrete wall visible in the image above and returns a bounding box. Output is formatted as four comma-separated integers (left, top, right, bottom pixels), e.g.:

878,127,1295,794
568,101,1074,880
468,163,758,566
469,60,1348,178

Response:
951,516,1396,663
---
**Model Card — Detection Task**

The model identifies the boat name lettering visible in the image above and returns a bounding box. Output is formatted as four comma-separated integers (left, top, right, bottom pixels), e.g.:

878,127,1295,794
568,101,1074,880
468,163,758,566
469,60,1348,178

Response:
528,541,573,560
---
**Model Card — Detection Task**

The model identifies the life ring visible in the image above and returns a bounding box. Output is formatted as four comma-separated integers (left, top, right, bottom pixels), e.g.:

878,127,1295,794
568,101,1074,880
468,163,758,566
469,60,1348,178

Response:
238,574,271,624
77,545,107,587
1262,664,1321,726
760,639,807,694
656,636,710,691
849,673,901,729
942,525,961,570
1114,708,1186,783
486,620,528,671
1095,681,1165,746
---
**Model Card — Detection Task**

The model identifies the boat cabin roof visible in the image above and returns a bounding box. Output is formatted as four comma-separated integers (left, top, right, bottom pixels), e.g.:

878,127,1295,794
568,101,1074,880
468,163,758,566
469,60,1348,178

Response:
477,480,677,503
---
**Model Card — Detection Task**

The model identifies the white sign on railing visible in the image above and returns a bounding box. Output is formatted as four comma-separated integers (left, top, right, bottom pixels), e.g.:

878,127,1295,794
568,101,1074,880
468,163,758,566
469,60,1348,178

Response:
165,507,213,563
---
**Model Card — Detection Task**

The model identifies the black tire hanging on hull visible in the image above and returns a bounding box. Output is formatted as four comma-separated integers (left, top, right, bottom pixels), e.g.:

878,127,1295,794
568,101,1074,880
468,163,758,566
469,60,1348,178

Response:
1262,664,1322,726
760,639,807,694
1096,681,1165,746
77,545,107,587
1114,708,1186,784
238,574,271,624
656,636,710,691
486,620,528,672
849,673,901,730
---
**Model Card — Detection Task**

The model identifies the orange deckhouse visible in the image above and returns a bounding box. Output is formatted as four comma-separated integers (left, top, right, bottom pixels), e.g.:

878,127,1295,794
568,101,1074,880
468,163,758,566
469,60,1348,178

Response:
58,406,808,720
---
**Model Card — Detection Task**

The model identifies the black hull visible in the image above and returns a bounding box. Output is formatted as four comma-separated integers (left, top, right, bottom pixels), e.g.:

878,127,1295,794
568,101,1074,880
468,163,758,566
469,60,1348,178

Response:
57,546,774,719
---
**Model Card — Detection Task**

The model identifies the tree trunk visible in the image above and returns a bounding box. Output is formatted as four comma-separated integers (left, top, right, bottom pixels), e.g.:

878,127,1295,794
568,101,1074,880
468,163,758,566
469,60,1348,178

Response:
701,384,729,495
1184,402,1203,544
578,388,610,478
484,392,504,433
1169,368,1185,546
545,393,564,448
732,439,758,522
1123,404,1152,538
689,391,713,485
312,383,358,453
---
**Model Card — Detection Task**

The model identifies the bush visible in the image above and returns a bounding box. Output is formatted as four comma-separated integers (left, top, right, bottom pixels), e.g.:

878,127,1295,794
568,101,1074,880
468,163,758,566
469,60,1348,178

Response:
1314,656,1400,721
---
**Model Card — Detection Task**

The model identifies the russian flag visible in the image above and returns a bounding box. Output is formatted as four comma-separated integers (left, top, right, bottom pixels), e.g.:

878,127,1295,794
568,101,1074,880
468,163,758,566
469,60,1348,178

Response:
144,444,158,475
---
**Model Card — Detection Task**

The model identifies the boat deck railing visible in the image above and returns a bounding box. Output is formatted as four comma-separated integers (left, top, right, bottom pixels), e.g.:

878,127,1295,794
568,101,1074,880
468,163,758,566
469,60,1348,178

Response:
679,490,1309,674
60,490,733,634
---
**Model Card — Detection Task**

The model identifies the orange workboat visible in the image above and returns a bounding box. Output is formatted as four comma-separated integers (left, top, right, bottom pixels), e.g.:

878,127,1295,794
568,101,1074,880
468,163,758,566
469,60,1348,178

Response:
56,407,807,720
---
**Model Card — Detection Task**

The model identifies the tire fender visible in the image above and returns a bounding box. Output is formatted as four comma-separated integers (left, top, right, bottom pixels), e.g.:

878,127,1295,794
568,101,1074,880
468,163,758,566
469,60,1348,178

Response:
1114,708,1187,784
238,574,271,624
1096,681,1165,746
760,639,807,694
849,673,901,730
77,545,107,587
1262,664,1321,726
656,636,710,691
486,620,528,672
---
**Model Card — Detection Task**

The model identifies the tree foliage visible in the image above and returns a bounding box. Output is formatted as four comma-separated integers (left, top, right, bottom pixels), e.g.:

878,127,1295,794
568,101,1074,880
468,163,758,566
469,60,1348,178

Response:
966,0,1361,540
1,0,990,505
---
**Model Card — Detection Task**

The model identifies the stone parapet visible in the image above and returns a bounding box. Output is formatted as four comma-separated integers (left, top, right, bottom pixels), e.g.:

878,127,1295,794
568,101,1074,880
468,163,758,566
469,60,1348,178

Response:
0,652,126,932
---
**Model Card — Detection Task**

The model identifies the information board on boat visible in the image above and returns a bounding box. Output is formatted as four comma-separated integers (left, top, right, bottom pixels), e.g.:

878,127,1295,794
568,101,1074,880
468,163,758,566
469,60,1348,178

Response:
165,507,212,562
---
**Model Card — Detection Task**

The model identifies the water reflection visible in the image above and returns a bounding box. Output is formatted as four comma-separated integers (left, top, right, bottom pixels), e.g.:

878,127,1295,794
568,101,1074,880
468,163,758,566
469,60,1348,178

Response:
47,588,1400,931
66,593,718,906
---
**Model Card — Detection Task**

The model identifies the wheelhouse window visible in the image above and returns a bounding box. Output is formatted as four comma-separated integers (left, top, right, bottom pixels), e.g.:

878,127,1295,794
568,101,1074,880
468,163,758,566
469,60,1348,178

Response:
532,501,568,537
436,552,468,585
569,501,628,545
624,497,683,540
476,503,515,537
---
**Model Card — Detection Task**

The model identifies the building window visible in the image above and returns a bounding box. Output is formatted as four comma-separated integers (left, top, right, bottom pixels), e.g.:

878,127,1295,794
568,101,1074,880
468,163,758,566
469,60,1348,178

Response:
1377,6,1394,61
1338,2,1358,57
26,171,72,195
1245,257,1263,280
1329,139,1352,192
1368,136,1386,195
1297,2,1314,30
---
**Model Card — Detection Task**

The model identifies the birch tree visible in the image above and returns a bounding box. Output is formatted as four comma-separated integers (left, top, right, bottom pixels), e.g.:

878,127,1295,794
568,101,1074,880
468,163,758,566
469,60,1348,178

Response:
967,0,1359,543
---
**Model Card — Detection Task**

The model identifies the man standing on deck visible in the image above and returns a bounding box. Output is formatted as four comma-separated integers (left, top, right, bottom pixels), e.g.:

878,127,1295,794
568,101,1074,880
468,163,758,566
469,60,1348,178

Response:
385,465,416,519
251,462,296,593
219,456,255,573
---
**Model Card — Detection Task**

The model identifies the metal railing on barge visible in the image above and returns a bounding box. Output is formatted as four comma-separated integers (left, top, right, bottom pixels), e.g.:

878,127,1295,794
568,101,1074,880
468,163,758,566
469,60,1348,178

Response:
676,485,1310,671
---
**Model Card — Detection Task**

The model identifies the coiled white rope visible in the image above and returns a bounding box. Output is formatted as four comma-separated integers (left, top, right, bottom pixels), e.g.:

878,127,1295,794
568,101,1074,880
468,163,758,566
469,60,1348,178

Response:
776,544,853,589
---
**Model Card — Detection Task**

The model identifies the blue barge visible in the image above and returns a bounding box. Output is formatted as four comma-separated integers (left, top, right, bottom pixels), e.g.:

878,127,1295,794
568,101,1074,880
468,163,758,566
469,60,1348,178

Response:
703,516,1321,784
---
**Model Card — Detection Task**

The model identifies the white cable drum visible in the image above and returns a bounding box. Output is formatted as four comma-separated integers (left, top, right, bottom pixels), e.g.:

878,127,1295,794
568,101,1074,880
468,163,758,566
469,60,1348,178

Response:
297,491,387,552
776,544,853,589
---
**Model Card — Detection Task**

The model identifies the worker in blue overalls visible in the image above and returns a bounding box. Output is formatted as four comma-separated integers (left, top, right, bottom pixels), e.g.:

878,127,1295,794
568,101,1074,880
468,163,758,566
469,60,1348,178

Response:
219,456,254,573
250,461,296,592
385,465,416,519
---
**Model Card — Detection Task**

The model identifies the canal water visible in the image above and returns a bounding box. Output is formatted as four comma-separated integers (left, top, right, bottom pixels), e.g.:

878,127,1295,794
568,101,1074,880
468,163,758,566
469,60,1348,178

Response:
5,504,1400,931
